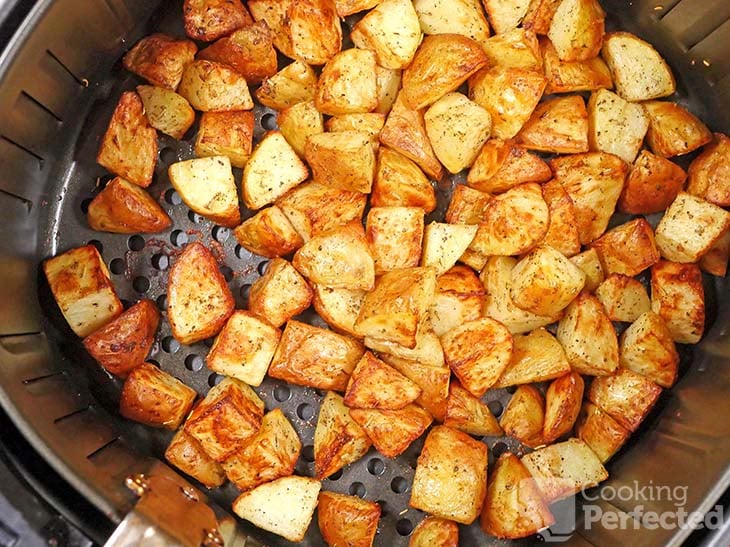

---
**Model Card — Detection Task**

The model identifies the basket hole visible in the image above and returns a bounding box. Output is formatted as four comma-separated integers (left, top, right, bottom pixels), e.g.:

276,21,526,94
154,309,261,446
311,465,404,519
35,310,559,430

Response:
120,299,133,309
171,230,188,247
156,293,167,311
273,385,291,402
165,188,182,205
391,476,408,494
488,400,503,418
235,244,250,260
152,253,169,271
81,198,92,214
128,235,145,251
261,112,277,130
297,403,315,421
505,385,517,394
110,258,125,275
220,265,234,282
349,482,366,498
185,354,204,372
162,336,180,354
87,239,103,253
188,210,204,224
147,359,160,367
492,441,508,458
257,260,269,276
396,518,413,536
213,226,230,243
239,284,251,301
301,444,314,462
133,276,150,293
208,373,224,387
329,469,343,481
367,458,385,476
376,500,388,517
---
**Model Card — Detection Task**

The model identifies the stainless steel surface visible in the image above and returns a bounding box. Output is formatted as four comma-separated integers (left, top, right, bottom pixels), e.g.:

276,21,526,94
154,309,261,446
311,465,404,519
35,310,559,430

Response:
0,0,727,545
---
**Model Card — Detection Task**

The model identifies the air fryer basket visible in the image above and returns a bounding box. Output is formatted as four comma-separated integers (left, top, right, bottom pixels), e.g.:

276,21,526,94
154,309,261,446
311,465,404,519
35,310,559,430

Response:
0,0,729,545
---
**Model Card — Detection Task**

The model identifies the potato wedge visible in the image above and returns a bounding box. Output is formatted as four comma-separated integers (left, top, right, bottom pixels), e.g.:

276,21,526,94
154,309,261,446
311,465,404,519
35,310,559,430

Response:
467,139,551,194
277,100,325,158
410,426,488,524
644,101,713,158
371,147,436,212
430,266,484,338
183,0,252,42
255,60,317,110
344,351,421,410
315,48,378,116
687,133,730,207
410,517,458,547
618,150,686,215
588,368,662,431
620,311,678,388
481,452,554,539
87,177,171,234
445,185,491,225
165,430,226,489
195,110,254,168
178,60,253,112
484,0,532,34
570,248,605,292
422,223,478,278
305,131,376,194
517,95,589,154
595,274,651,323
293,222,375,291
312,285,365,338
381,354,450,422
588,88,648,163
542,38,613,94
167,242,234,344
120,363,196,430
543,371,584,443
43,245,123,337
232,476,321,543
494,327,570,387
123,33,197,90
481,28,542,71
444,381,502,436
601,32,676,102
542,179,581,257
168,156,240,227
499,385,545,447
523,0,562,35
136,85,194,140
318,491,380,547
325,113,385,140
364,326,445,368
590,218,660,277
233,206,303,259
248,258,312,328
366,206,424,274
651,260,705,344
350,404,433,458
247,0,294,57
575,402,630,463
82,299,158,378
414,0,491,41
351,0,422,70
286,0,343,66
547,0,605,62
700,228,730,277
97,91,157,188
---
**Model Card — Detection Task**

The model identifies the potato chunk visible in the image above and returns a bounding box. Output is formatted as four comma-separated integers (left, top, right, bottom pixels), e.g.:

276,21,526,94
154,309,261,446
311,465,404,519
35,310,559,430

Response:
410,426,488,524
595,274,651,323
248,258,312,328
167,242,234,345
344,352,421,410
87,177,171,234
381,355,450,422
183,0,252,42
374,65,402,115
410,517,459,547
588,88,648,164
277,100,325,158
318,491,380,547
247,0,294,57
651,260,705,344
123,33,197,90
312,285,365,338
286,0,343,66
366,206,424,274
499,385,545,447
542,38,613,94
570,248,605,292
494,327,570,387
700,229,730,277
484,0,531,34
365,327,445,368
256,60,317,110
590,218,660,277
165,430,225,489
168,156,240,228
687,133,730,207
575,402,630,463
523,0,562,35
444,381,502,436
481,28,542,71
588,368,662,431
543,371,584,443
547,0,605,62
645,100,714,158
542,179,581,258
414,0,491,41
198,22,277,84
315,48,378,115
430,266,484,337
326,113,385,140
445,184,491,225
467,139,551,194
83,299,158,378
137,85,194,140
305,131,376,194
120,362,196,430
178,60,253,112
350,404,433,458
43,245,122,337
97,91,157,188
618,150,686,215
517,95,589,154
370,149,435,213
620,311,678,388
233,206,303,259
422,223,478,278
195,111,254,169
351,0,422,69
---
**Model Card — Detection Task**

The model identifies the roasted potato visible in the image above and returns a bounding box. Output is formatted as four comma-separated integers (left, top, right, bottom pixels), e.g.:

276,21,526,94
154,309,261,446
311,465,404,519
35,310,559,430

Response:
248,258,313,328
651,260,705,344
293,221,375,291
542,37,613,94
318,491,381,547
644,101,713,158
269,320,365,391
314,391,372,479
414,0,490,41
590,218,660,277
547,0,605,62
177,60,254,112
594,274,651,323
381,354,450,422
351,0,422,69
206,311,281,387
120,362,196,430
467,139,551,194
409,516,458,547
484,0,532,34
286,0,343,66
687,133,730,207
232,206,304,258
195,110,254,168
183,0,252,42
315,48,378,116
168,156,240,227
588,88,648,164
618,150,686,215
499,385,545,447
372,147,437,212
655,192,730,263
575,402,630,463
247,0,295,58
620,311,679,388
517,95,589,154
570,248,605,292
350,404,433,458
335,0,379,17
325,113,385,140
184,377,265,461
165,430,226,489
123,33,197,90
222,408,300,491
541,179,582,257
305,131,377,194
481,28,542,71
367,206,424,274
243,130,309,210
430,266,484,338
167,242,234,345
43,244,123,337
82,299,159,378
700,228,730,277
543,371,584,443
232,476,321,543
422,223,478,278
277,100,325,158
556,292,619,376
344,351,421,410
365,326,445,368
445,184,491,225
444,381,503,436
87,177,171,234
312,285,366,338
523,0,562,35
136,85,194,140
494,327,571,387
601,32,676,102
374,65,402,115
255,60,318,110
409,425,488,524
588,368,662,431
97,91,157,188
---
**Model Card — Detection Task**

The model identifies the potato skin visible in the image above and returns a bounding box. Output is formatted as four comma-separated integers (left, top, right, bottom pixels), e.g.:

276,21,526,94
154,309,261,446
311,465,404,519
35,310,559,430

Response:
88,177,171,234
619,150,686,215
644,100,712,158
687,133,730,207
123,33,197,90
590,218,660,277
317,491,381,547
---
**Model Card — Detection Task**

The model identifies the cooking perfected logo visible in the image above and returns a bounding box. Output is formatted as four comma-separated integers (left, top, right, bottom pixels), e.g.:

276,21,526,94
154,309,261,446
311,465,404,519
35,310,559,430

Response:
537,480,725,542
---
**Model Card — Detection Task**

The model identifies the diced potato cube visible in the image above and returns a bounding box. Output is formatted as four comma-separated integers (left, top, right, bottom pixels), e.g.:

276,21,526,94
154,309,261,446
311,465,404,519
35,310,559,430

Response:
374,65,402,115
588,88,648,164
183,0,252,42
651,260,705,344
317,491,380,547
700,228,730,277
371,147,436,212
305,131,376,194
481,28,542,71
444,381,502,436
198,22,277,84
137,85,194,140
364,327,445,367
43,245,123,337
618,150,686,215
570,248,605,292
247,0,295,58
178,60,253,112
575,402,630,463
687,133,730,207
256,60,317,110
588,368,662,431
344,352,421,410
414,0,490,41
165,430,226,489
494,327,571,387
590,218,660,277
484,0,532,34
286,0,342,66
547,0,605,62
517,95,589,154
445,185,491,225
312,285,365,338
277,100,325,158
381,354,450,422
195,111,254,168
467,139,551,194
87,177,171,234
542,179,581,258
409,426,488,524
233,206,303,259
499,385,545,447
542,37,613,94
595,274,651,323
350,404,433,458
315,48,378,115
248,258,312,328
366,207,424,274
523,0,562,35
410,516,459,547
123,33,197,90
543,371,584,443
620,311,679,388
422,223,478,278
644,100,712,158
326,113,385,140
120,362,196,430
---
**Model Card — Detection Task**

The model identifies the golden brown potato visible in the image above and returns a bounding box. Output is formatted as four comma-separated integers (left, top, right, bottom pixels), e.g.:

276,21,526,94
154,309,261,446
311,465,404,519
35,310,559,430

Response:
590,218,660,277
97,91,157,188
381,354,450,422
344,351,421,410
441,317,513,397
517,95,589,154
700,228,730,277
277,100,325,158
570,248,605,292
233,206,304,258
256,60,317,110
87,177,171,234
165,430,226,489
402,34,488,110
481,28,542,71
644,101,713,158
350,404,433,458
481,452,554,539
510,245,586,317
588,368,662,432
183,0,252,42
351,0,422,69
484,0,532,34
499,385,545,447
269,320,364,391
551,152,628,245
315,48,378,116
367,206,424,274
445,184,491,225
184,377,265,461
136,85,194,140
595,274,651,323
325,113,385,140
366,327,445,368
168,156,240,227
651,260,705,344
178,60,253,112
318,491,380,547
372,147,436,212
601,32,676,102
248,258,312,328
620,311,678,388
414,0,490,41
523,0,562,35
444,381,502,436
588,88,648,164
222,408,300,491
314,391,372,479
469,67,547,140
547,0,605,62
247,0,294,58
167,242,234,345
656,192,730,263
467,139,551,194
541,179,581,258
293,222,375,291
430,266,484,338
542,38,613,94
195,110,254,168
575,402,630,463
618,150,686,215
198,22,277,84
123,33,197,90
422,223,478,278
687,133,730,207
82,299,158,378
286,0,343,66
374,65,402,115
312,285,366,338
43,245,123,337
355,267,436,348
543,371,584,443
335,0,379,16
409,516,458,547
120,362,196,430
556,292,619,376
494,327,570,387
276,181,366,242
305,131,377,194
410,426,488,524
206,311,281,387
